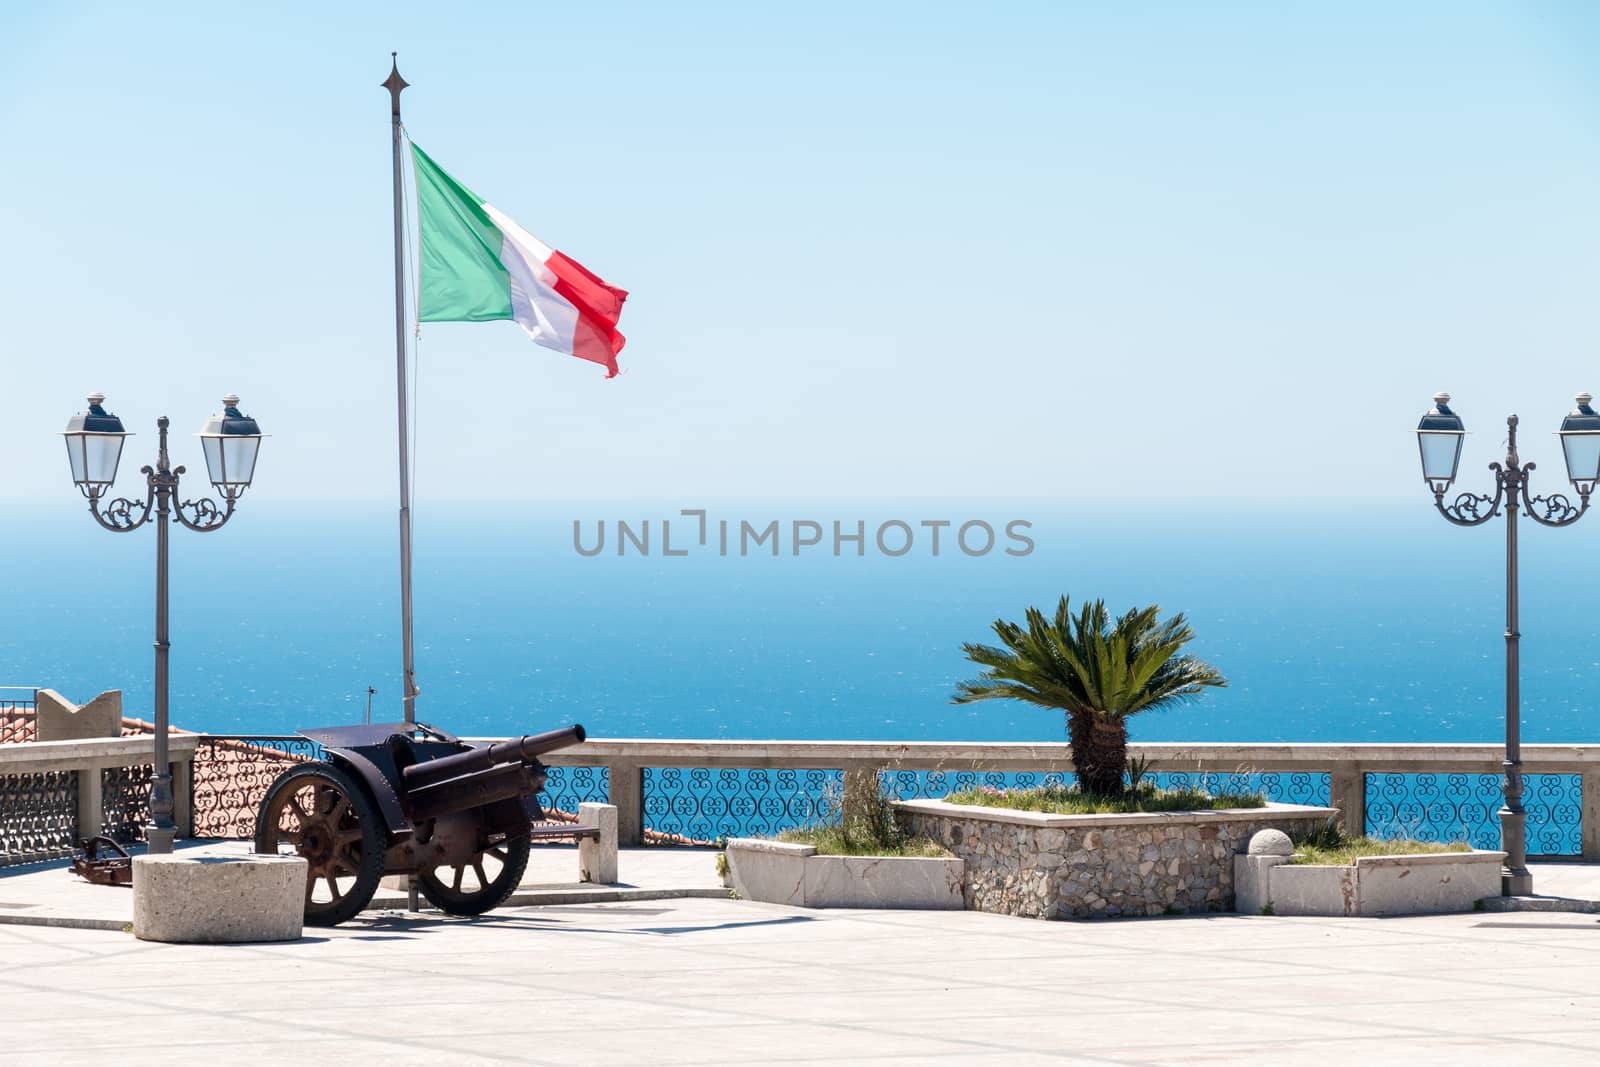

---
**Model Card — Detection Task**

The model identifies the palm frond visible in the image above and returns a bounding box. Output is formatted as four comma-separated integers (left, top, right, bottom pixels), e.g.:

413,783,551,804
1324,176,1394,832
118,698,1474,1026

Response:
952,594,1226,721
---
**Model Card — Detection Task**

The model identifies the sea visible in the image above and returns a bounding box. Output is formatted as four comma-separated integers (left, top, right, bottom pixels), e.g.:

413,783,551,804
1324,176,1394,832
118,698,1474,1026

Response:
3,497,1598,746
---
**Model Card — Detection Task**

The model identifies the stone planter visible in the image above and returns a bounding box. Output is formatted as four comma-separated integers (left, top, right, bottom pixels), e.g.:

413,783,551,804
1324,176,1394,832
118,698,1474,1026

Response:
723,838,963,909
896,798,1337,919
1235,833,1507,917
133,853,308,943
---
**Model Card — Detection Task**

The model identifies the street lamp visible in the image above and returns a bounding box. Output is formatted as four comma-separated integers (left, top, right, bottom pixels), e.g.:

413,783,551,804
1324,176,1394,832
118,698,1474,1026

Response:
1414,391,1596,896
62,392,264,854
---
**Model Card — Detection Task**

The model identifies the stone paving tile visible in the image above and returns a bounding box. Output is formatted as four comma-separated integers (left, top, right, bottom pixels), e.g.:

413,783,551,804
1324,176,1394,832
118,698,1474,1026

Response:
1527,1026,1600,1044
935,1056,1149,1067
1123,1036,1596,1067
2,1015,305,1052
236,998,741,1036
1529,861,1600,899
964,1007,1423,1050
1465,919,1600,944
0,984,112,1022
550,1020,1028,1066
776,1055,1093,1067
7,1036,534,1067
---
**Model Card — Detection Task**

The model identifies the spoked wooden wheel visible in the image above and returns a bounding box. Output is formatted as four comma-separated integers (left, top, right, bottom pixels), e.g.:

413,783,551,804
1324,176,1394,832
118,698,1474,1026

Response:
416,835,530,916
254,763,385,926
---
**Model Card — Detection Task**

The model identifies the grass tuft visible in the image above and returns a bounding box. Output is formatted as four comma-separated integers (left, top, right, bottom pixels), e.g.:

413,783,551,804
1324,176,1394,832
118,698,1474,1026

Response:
1288,835,1472,866
1288,820,1471,865
942,783,1266,815
776,825,950,858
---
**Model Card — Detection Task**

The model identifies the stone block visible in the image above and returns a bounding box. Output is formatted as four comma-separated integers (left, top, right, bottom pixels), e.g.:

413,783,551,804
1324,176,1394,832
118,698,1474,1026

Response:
1354,852,1505,916
725,838,812,906
1233,853,1291,915
578,802,619,884
133,854,307,943
35,689,122,741
1255,851,1506,917
724,839,963,910
801,855,963,909
1267,863,1360,916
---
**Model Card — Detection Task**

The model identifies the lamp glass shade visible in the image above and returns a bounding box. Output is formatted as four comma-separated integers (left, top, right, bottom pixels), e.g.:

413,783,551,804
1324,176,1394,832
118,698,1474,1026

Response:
64,432,126,487
1416,393,1466,489
200,433,261,488
1417,431,1464,486
1557,393,1600,488
196,395,264,490
62,394,129,489
1561,434,1600,485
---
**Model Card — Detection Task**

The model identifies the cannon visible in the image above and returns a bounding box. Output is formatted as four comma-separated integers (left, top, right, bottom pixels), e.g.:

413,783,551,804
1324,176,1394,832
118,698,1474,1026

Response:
253,720,586,925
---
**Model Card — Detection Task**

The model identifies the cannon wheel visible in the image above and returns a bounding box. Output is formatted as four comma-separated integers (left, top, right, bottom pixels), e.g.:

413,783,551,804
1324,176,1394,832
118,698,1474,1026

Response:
254,762,386,927
416,835,531,916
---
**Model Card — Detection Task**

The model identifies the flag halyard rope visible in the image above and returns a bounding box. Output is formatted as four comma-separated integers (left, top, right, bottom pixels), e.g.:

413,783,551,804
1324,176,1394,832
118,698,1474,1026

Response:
399,124,422,527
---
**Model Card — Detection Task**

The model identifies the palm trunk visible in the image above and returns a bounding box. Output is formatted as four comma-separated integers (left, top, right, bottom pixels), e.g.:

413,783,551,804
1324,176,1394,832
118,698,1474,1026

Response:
1067,710,1128,797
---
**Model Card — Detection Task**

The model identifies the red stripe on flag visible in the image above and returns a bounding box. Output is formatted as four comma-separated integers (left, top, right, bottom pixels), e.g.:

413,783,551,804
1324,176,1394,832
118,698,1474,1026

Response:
547,249,628,377
572,317,625,378
548,251,628,322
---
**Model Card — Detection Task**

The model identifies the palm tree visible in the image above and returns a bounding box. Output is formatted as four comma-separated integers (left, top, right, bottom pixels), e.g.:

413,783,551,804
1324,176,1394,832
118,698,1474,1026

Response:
953,596,1226,797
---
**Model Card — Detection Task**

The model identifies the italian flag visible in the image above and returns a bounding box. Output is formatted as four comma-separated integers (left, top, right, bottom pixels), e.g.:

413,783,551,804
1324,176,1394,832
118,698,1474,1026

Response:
412,144,628,377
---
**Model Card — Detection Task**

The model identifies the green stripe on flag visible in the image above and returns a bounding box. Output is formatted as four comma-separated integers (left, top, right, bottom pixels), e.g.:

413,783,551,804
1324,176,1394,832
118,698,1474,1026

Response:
412,143,513,322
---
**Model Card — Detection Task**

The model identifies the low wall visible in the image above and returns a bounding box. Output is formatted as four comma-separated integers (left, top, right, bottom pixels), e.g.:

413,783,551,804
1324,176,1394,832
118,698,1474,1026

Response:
1239,849,1508,917
896,799,1337,919
724,838,964,909
186,736,1600,857
0,736,199,865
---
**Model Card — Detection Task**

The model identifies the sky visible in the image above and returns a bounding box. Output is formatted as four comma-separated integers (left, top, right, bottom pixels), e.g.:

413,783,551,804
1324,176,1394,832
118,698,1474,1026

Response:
2,2,1599,504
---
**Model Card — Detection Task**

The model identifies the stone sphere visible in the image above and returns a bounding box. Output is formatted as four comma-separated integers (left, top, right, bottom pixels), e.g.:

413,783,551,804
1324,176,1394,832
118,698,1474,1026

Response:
1247,829,1295,856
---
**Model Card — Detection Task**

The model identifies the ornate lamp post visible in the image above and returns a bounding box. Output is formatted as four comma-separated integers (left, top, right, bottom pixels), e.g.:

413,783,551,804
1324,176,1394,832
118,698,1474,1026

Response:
1415,391,1600,896
62,393,264,854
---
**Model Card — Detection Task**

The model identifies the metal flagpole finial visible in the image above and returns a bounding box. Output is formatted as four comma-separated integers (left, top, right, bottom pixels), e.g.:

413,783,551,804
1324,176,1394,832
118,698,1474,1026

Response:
382,52,408,117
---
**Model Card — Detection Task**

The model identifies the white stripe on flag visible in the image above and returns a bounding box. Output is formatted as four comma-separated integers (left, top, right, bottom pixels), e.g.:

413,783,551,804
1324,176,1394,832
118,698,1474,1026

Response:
483,203,579,354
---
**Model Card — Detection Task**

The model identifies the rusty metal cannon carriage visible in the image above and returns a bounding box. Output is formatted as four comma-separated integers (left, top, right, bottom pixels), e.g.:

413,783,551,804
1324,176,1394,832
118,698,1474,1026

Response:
253,720,586,925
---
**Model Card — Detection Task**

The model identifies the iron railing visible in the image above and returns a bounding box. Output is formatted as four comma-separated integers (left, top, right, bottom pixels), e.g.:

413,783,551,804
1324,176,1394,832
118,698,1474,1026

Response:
4,730,1588,858
185,736,1599,856
643,767,839,843
101,764,155,843
0,768,78,864
1,688,68,864
638,768,1337,846
0,735,200,866
1365,772,1582,855
0,687,38,746
189,735,321,839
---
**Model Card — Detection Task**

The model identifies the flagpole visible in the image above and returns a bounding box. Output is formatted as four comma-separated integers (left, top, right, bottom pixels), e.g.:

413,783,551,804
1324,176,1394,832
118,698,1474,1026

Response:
383,53,418,725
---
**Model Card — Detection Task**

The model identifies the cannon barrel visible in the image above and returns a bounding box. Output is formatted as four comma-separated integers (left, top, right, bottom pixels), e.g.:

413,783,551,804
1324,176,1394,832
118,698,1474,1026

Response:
401,724,586,792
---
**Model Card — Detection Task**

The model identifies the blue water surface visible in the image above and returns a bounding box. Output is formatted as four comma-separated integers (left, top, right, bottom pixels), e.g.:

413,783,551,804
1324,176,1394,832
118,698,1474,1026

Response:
3,497,1597,744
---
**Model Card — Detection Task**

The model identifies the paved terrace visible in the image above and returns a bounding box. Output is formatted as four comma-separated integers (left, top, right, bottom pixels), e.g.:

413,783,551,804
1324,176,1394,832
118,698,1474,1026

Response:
3,849,1600,1064
4,890,1600,1065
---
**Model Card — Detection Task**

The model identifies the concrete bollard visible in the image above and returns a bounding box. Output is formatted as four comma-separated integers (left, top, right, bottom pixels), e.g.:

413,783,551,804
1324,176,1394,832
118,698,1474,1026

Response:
578,803,619,884
133,854,308,943
1234,828,1295,915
